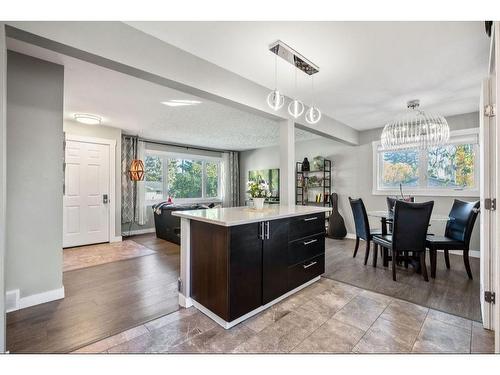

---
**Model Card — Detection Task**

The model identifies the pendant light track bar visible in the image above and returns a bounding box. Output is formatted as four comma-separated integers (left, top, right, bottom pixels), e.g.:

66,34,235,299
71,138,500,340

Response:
269,40,319,75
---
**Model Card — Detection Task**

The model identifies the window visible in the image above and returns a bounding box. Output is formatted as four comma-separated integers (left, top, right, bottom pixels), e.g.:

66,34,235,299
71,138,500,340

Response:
144,152,222,204
373,129,479,196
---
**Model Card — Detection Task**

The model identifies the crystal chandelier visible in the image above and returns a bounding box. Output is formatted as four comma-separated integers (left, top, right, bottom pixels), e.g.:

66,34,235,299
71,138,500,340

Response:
381,100,450,150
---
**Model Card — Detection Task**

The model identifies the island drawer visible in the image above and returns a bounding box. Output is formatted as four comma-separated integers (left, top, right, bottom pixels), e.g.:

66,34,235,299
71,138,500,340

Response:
288,234,325,266
287,254,325,291
288,213,325,241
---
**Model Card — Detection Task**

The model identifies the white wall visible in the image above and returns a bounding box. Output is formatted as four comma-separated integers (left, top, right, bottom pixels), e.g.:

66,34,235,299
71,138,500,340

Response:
63,120,122,238
240,112,480,251
6,51,64,302
0,23,7,353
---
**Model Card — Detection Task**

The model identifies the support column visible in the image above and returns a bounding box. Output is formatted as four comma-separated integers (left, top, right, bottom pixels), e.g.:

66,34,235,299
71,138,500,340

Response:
279,119,295,206
0,23,6,353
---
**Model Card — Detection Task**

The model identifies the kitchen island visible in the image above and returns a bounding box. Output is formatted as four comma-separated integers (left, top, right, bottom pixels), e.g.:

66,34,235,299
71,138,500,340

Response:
172,205,331,329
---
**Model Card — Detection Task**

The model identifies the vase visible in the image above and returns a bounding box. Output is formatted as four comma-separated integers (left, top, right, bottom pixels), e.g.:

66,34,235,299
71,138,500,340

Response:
253,197,265,210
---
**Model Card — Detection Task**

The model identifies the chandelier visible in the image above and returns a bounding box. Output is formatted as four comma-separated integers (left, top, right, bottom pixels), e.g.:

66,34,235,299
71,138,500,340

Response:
381,100,450,150
266,40,321,124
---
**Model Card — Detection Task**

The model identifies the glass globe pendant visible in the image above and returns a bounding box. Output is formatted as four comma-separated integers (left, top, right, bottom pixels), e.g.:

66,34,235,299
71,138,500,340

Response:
267,89,285,111
288,99,304,118
305,106,321,124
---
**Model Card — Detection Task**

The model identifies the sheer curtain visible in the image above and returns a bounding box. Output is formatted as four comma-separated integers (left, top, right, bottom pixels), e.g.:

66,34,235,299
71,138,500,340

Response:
222,151,240,207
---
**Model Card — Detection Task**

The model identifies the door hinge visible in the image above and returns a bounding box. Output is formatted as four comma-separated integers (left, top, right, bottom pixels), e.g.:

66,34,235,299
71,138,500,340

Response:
177,278,182,292
484,104,496,117
485,198,496,211
485,291,496,304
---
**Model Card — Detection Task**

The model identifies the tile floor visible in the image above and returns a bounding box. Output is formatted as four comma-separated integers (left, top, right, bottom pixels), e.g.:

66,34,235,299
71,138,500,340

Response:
73,278,495,354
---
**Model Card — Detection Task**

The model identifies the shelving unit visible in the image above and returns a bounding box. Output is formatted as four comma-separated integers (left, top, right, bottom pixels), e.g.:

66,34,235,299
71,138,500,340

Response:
296,159,332,207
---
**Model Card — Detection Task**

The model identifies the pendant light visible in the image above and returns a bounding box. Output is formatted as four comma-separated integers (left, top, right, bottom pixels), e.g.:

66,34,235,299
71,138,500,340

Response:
305,75,321,124
287,68,305,118
380,100,450,150
267,54,285,111
128,136,145,181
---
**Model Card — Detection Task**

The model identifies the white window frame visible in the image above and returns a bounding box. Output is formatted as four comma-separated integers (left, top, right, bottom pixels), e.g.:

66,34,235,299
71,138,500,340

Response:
144,150,223,205
372,128,480,197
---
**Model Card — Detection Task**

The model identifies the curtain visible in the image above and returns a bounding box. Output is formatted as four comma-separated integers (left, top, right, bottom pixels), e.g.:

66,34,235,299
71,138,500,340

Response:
222,151,240,207
121,135,146,225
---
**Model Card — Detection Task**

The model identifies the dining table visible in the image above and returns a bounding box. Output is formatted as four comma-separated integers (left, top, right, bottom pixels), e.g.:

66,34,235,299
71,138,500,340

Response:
366,210,453,268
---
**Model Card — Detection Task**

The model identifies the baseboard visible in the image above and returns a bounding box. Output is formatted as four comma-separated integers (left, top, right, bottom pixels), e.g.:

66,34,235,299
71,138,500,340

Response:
7,286,65,312
345,233,357,240
110,236,122,243
122,228,155,236
6,289,20,312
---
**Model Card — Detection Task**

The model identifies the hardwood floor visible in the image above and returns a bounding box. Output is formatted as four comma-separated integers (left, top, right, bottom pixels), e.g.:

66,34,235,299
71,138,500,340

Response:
323,238,481,321
7,234,180,353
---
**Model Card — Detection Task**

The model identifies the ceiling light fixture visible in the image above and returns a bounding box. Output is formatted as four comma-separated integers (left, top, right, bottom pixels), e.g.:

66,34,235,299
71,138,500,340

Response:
380,100,450,150
161,99,202,107
267,40,321,123
74,113,101,125
305,76,321,125
288,69,305,118
266,53,285,111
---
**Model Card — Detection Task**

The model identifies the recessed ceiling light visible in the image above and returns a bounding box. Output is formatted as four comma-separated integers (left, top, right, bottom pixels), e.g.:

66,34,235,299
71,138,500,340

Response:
74,113,102,125
161,99,202,107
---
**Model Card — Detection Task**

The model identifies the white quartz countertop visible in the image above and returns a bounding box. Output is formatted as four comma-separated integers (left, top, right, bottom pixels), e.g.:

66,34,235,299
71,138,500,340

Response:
171,205,331,226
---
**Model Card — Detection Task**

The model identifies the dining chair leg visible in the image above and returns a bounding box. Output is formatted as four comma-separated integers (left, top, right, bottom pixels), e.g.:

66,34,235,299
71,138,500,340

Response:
429,248,437,278
383,248,389,267
404,251,409,269
444,249,451,269
372,243,378,267
463,250,473,280
392,250,397,281
353,237,360,258
420,252,429,282
364,240,370,265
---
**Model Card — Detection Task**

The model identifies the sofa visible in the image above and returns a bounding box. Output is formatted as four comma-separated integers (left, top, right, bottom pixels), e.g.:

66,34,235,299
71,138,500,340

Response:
152,203,213,245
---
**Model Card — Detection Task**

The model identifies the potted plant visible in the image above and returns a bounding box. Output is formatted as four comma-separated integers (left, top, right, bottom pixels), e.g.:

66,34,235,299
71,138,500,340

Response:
247,180,271,210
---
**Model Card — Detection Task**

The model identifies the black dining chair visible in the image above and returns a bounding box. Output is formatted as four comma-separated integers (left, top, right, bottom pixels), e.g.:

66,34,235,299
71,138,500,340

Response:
426,199,480,279
373,200,434,281
348,197,382,265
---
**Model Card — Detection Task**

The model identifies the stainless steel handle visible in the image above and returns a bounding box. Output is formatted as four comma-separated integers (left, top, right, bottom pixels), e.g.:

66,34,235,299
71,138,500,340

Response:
303,261,317,269
259,222,264,239
303,239,318,246
304,216,318,222
103,194,109,204
265,221,270,239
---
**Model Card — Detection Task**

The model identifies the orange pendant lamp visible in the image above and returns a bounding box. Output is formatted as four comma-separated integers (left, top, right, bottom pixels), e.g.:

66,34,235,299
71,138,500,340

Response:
129,159,145,181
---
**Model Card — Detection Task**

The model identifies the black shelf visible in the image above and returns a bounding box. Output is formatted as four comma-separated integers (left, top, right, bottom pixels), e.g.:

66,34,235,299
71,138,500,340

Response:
296,159,332,207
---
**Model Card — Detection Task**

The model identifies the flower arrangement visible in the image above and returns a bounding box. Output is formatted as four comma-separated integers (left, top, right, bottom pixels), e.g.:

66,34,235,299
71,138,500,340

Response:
247,180,271,198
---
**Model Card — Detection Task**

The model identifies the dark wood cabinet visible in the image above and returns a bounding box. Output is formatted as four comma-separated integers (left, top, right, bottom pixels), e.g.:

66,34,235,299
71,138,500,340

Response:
262,218,289,304
190,213,326,323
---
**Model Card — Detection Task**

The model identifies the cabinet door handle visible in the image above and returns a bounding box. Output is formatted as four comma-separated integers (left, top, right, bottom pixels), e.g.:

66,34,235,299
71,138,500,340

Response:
304,216,318,222
303,261,317,269
265,221,270,240
303,239,318,246
259,222,265,239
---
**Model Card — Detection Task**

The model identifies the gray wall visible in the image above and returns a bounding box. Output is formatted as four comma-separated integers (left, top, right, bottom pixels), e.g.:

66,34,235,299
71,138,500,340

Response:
240,112,480,251
63,120,122,238
0,23,6,353
6,51,64,298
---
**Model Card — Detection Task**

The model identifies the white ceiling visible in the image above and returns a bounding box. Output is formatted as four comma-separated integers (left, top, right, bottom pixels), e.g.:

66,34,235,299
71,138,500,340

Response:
7,38,319,151
127,21,490,130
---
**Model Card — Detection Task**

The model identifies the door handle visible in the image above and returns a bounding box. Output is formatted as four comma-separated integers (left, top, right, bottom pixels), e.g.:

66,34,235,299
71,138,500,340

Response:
304,216,318,222
303,239,318,246
303,261,317,269
103,194,109,204
259,222,265,240
265,221,270,240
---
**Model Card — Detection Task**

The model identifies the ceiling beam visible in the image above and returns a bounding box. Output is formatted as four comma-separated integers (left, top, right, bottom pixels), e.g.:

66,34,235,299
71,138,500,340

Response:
5,21,359,145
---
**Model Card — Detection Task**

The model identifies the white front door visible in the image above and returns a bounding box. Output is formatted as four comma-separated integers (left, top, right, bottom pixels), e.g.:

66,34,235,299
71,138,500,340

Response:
63,139,110,248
